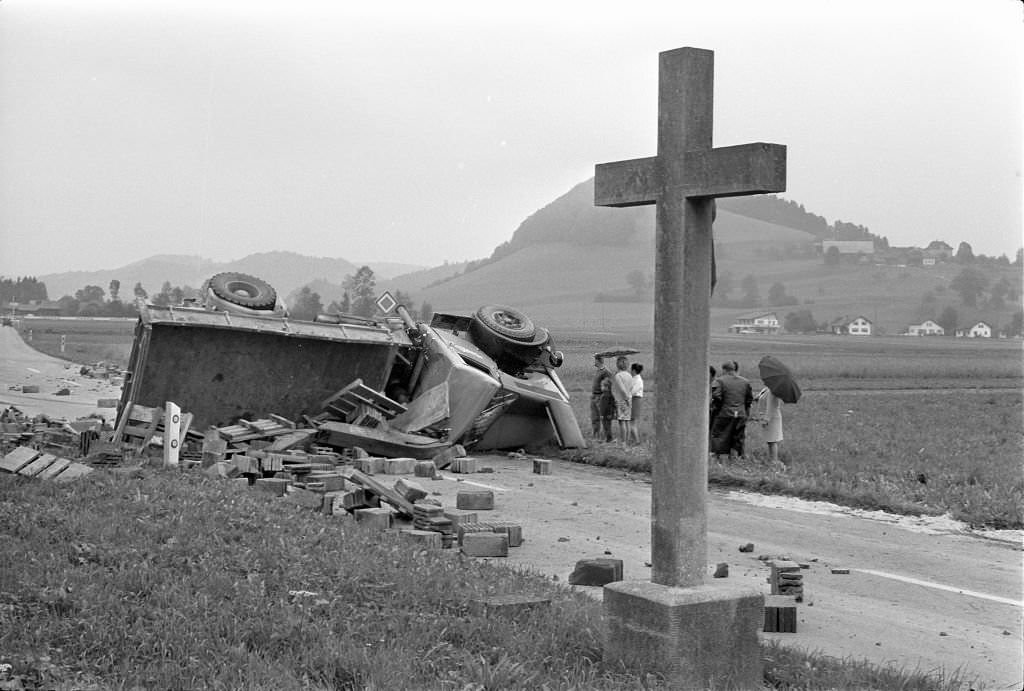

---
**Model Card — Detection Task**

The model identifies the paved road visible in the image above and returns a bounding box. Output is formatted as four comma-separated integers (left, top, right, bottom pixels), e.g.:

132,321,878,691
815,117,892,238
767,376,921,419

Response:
425,458,1023,691
0,326,122,420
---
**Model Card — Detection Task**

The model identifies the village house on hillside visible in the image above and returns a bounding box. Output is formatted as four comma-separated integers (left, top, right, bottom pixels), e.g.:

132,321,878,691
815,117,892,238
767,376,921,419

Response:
820,240,875,263
906,319,945,336
956,320,993,338
728,312,779,334
830,315,872,336
923,240,954,261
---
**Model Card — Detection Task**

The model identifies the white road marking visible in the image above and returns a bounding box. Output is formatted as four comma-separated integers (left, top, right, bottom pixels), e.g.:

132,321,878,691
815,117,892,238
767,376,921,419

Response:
855,568,1023,608
439,476,510,492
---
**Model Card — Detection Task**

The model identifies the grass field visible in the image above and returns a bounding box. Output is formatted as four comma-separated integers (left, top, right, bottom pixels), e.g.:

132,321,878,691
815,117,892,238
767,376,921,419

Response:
0,471,972,691
11,318,1024,528
556,333,1023,529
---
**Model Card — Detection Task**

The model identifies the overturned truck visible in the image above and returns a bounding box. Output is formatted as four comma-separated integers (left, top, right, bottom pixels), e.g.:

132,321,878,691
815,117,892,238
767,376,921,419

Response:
116,272,584,457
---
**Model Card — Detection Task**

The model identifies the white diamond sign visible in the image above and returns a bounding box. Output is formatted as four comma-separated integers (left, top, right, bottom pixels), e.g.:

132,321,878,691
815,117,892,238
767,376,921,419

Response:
375,291,398,314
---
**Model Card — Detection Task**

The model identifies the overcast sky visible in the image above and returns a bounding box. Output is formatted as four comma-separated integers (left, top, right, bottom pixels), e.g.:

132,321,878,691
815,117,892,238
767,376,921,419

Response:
1,0,1021,278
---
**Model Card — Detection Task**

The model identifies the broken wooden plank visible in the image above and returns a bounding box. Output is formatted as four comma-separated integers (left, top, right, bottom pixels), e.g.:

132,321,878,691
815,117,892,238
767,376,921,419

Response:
18,453,59,477
342,468,415,518
0,446,41,473
53,463,94,483
37,457,73,480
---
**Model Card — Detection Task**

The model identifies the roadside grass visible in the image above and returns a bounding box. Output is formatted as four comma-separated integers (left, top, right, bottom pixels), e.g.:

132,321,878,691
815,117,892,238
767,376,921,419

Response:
562,389,1024,529
0,470,970,691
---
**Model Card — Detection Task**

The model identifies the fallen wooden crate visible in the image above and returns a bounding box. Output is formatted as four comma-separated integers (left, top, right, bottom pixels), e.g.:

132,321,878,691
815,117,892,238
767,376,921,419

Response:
215,416,296,443
0,446,94,483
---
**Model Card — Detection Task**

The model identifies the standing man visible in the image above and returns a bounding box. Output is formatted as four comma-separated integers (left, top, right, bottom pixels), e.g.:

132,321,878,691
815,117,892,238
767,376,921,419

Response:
590,355,612,439
610,355,634,443
710,360,753,460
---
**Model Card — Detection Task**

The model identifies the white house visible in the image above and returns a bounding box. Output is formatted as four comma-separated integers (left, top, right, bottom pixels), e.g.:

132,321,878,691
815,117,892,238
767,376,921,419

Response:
729,312,780,334
907,320,944,336
956,321,992,338
831,315,873,336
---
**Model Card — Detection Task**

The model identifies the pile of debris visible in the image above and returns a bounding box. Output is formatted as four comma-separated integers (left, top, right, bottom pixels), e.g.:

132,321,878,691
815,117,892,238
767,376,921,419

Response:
1,396,529,558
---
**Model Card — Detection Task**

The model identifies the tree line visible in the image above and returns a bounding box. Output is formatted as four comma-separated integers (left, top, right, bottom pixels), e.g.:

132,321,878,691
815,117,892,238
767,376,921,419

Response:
1,267,433,323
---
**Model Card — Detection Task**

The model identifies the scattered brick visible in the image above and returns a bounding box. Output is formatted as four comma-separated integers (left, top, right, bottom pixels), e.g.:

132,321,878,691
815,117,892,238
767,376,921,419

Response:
713,562,729,578
400,529,443,549
763,595,797,633
354,507,393,531
456,489,494,510
414,461,437,478
461,532,509,557
385,457,416,474
451,457,478,474
568,558,623,586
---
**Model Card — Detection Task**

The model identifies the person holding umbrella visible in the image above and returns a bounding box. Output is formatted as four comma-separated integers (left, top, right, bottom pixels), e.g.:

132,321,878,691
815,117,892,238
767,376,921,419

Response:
756,355,802,462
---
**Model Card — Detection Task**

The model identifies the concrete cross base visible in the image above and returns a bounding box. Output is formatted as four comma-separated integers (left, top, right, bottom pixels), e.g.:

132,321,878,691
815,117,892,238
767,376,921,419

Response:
604,580,763,690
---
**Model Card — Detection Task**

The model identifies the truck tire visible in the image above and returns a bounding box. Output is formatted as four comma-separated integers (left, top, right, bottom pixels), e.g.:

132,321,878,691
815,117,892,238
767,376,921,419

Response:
474,305,536,343
207,273,278,310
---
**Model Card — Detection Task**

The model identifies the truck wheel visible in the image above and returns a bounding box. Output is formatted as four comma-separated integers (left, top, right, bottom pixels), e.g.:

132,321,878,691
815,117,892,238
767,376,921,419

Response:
474,305,536,343
207,273,278,310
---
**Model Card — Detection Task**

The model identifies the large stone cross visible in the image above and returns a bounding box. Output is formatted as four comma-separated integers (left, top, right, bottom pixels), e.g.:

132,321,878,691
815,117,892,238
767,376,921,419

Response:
595,47,786,588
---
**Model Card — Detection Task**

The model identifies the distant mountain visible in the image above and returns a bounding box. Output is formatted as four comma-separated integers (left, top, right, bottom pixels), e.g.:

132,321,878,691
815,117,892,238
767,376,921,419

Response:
37,252,429,302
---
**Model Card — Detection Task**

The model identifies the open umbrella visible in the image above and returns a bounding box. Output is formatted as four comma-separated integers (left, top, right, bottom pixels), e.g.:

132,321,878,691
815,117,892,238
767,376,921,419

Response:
758,355,801,404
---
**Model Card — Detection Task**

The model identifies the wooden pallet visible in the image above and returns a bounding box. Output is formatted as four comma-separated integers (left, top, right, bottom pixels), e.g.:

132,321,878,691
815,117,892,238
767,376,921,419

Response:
320,379,407,423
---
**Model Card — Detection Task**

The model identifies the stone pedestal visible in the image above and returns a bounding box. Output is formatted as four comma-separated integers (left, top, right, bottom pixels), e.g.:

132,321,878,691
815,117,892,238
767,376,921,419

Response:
604,580,763,690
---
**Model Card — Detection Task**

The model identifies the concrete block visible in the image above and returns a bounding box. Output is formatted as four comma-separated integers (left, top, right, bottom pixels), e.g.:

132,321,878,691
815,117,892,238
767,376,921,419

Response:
763,595,797,633
443,509,478,529
400,529,443,549
604,581,763,689
490,522,523,547
457,522,494,546
532,459,551,475
354,507,393,531
414,461,438,478
713,563,729,578
461,532,508,557
308,473,346,492
385,457,416,475
234,455,260,474
394,477,428,503
569,558,623,586
450,457,478,474
456,489,494,510
332,489,370,513
254,478,289,497
20,384,40,394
